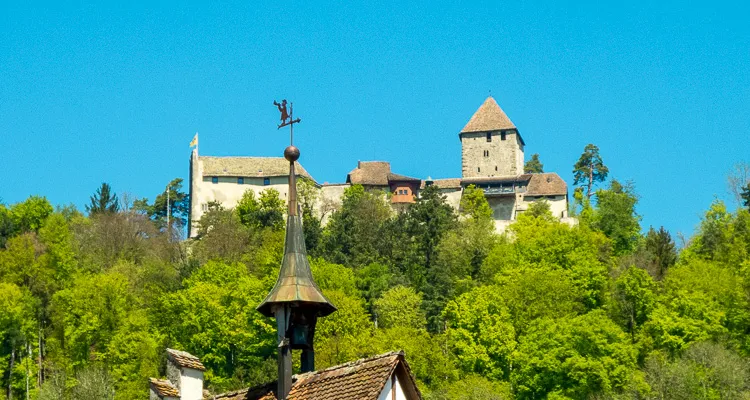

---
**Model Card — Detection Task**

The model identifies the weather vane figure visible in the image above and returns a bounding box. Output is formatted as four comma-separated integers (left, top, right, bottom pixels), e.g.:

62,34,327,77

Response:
273,99,301,138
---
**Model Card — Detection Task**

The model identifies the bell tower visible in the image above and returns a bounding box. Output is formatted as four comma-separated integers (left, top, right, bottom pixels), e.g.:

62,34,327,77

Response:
459,96,525,178
257,102,336,400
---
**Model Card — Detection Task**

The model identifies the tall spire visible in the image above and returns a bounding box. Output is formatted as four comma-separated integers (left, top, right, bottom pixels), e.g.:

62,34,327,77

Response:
257,101,336,400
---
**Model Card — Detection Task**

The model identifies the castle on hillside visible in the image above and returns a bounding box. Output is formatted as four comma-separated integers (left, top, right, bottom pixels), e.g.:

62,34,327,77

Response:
188,96,572,237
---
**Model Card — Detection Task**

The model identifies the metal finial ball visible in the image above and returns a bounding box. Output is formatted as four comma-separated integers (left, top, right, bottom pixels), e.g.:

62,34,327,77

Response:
284,146,300,162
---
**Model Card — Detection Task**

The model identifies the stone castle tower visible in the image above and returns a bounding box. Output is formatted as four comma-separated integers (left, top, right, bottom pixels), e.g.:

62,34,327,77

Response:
460,96,525,178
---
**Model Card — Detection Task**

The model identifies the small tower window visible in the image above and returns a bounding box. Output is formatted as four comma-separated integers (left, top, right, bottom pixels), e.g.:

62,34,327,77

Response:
486,132,492,142
237,177,244,184
477,167,481,173
495,166,498,171
501,131,507,141
483,150,490,157
211,177,218,184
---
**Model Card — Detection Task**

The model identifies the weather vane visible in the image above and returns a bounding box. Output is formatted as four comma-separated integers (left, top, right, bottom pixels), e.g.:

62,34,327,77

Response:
273,99,302,145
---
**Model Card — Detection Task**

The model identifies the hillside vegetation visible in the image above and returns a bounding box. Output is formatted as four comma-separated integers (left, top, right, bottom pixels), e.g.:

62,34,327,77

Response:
2,175,750,399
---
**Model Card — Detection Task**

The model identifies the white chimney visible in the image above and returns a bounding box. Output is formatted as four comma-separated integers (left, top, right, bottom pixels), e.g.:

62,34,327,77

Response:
165,349,205,400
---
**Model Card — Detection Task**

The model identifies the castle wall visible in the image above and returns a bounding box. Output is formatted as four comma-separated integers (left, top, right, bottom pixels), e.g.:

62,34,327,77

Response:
461,130,523,178
517,195,568,219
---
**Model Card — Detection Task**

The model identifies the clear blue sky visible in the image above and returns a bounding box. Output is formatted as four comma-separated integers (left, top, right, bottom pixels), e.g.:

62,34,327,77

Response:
1,1,748,239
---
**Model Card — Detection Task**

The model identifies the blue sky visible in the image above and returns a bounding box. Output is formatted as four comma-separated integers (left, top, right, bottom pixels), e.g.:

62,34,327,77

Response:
1,1,748,239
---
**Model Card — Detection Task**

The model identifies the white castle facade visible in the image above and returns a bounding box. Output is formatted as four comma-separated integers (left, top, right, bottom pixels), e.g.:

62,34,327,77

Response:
188,97,572,238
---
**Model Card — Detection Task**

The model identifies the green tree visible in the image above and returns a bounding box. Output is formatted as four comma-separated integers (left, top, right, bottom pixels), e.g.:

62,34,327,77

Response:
524,153,544,174
235,189,285,231
428,375,511,400
492,268,584,336
742,182,750,211
192,202,252,264
610,266,657,338
374,286,426,330
443,286,517,380
644,342,750,400
86,183,119,215
322,185,393,267
0,283,38,400
511,311,642,399
0,205,15,248
297,178,324,255
133,178,190,231
11,196,54,233
593,180,641,255
525,200,554,221
644,259,749,354
157,261,275,392
644,226,677,279
573,143,609,199
401,185,457,289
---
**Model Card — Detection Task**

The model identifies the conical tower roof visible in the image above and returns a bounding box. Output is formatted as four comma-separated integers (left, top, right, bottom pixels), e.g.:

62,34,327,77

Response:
461,96,516,133
257,146,336,318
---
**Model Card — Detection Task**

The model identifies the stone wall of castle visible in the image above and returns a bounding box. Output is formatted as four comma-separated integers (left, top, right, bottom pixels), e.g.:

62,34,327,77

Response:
461,130,524,178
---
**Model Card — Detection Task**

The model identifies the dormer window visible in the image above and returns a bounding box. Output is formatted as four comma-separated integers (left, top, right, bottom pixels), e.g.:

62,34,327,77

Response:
212,177,218,184
486,132,492,142
237,177,244,184
264,177,270,186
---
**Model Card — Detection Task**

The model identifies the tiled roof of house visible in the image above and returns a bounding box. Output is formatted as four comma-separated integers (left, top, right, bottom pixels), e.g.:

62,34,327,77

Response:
150,378,179,398
420,178,462,189
461,96,516,133
525,173,567,196
212,351,419,400
347,161,391,186
388,173,421,182
167,348,206,371
200,156,314,181
347,162,420,186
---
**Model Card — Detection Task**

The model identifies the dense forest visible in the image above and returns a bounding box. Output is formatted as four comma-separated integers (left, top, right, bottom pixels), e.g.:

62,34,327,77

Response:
2,152,750,400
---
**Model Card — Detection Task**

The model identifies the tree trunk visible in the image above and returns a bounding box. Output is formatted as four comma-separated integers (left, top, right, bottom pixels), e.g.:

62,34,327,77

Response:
8,346,15,400
25,343,29,400
587,168,593,199
37,327,42,388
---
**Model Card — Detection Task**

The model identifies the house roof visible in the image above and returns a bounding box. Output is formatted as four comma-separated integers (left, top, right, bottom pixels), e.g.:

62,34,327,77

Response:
167,348,206,371
212,351,420,400
461,96,516,133
525,173,567,196
347,161,391,186
420,178,462,190
150,378,179,398
347,162,420,186
200,156,314,181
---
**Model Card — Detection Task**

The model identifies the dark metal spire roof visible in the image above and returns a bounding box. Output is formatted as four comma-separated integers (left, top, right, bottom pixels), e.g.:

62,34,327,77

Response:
256,145,336,318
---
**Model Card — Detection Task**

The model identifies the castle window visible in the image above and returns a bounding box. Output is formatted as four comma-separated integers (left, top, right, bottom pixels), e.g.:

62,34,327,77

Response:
263,177,270,186
477,167,481,172
237,177,244,184
483,150,490,157
495,166,498,171
501,131,507,141
486,132,492,142
201,203,208,212
211,177,218,184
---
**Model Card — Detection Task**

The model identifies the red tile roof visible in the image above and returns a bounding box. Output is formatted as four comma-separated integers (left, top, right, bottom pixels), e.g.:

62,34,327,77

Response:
212,351,420,400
